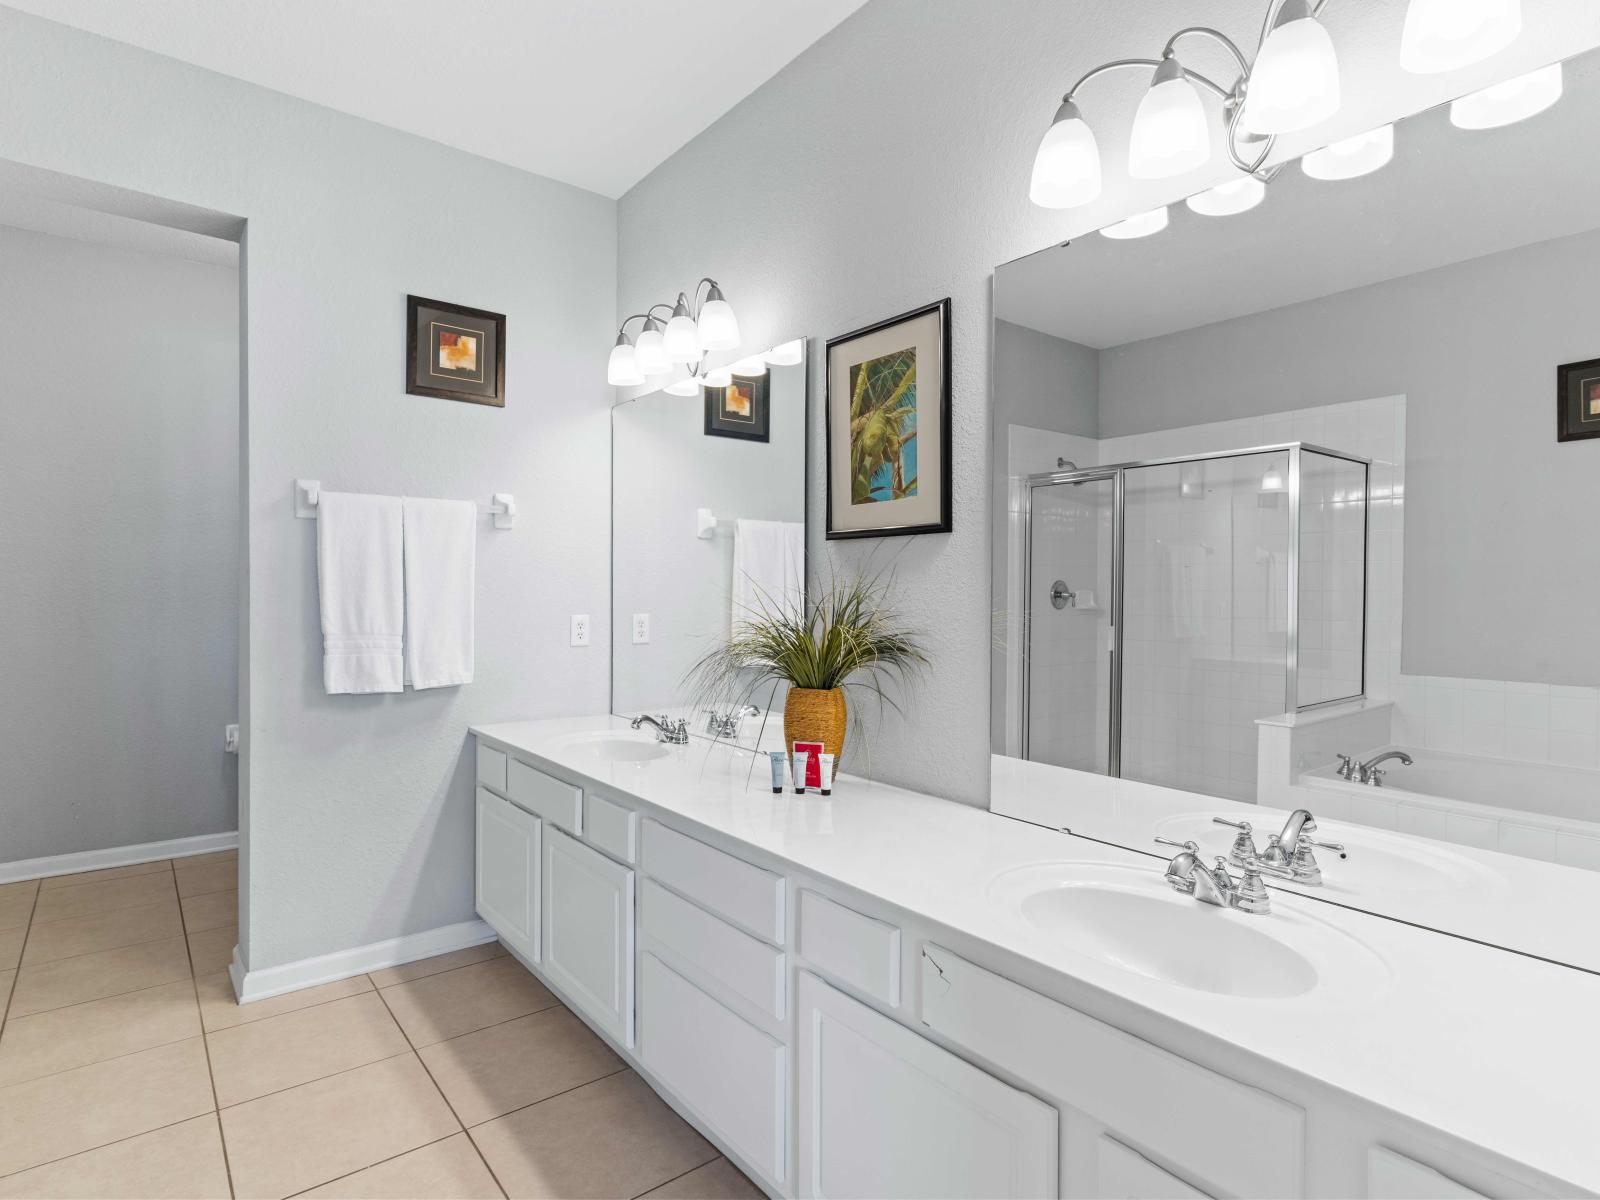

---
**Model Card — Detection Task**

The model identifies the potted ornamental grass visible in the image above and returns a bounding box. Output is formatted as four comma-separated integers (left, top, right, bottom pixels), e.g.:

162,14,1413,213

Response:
684,568,928,779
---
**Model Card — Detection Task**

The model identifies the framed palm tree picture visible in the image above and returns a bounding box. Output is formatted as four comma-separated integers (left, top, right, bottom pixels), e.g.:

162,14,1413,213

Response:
825,298,951,539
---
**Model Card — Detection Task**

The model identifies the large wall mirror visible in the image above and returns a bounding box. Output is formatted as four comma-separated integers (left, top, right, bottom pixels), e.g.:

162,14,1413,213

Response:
612,345,806,750
990,47,1600,971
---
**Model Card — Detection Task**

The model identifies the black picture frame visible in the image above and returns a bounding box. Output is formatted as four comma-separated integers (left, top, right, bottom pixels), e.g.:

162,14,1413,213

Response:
406,295,506,408
704,372,770,442
1557,355,1600,442
824,298,952,540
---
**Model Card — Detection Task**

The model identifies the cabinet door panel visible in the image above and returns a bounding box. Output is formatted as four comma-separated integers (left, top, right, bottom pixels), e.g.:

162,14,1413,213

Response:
797,972,1056,1200
1097,1134,1211,1199
476,787,539,962
543,828,634,1046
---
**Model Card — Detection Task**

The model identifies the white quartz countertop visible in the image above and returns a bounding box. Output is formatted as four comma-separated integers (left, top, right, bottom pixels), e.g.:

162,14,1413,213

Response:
473,715,1600,1192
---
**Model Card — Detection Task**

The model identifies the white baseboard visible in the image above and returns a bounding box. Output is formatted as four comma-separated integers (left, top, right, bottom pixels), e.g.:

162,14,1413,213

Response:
231,918,499,1004
0,830,239,885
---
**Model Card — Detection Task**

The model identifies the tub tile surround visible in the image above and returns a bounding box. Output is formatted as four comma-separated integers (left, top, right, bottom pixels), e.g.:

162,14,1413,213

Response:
475,716,1600,1194
0,850,760,1199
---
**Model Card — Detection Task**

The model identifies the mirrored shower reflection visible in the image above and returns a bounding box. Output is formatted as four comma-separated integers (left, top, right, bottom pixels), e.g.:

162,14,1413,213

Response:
1017,446,1368,802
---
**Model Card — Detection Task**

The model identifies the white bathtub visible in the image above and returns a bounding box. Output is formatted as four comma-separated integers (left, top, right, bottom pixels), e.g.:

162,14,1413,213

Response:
1297,746,1600,871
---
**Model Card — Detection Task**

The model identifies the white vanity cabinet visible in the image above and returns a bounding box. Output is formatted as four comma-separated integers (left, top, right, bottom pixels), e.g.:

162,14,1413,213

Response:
796,970,1057,1199
542,826,635,1047
475,786,540,962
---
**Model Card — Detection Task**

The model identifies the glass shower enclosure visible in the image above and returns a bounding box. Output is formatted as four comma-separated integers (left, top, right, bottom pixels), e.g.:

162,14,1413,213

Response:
1020,443,1369,802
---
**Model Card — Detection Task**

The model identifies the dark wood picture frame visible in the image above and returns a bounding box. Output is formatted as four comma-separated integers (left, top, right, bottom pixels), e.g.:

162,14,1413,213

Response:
1557,355,1600,442
704,372,771,442
406,295,506,408
824,297,952,540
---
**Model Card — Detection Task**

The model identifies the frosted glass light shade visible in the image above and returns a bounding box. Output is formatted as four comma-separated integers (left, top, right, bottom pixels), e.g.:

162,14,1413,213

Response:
1451,62,1562,129
1128,59,1210,180
703,366,734,388
663,311,701,364
607,339,644,386
1030,100,1102,209
697,297,740,350
1302,124,1394,180
634,326,670,375
1100,206,1169,240
1186,176,1266,217
1401,0,1521,75
730,355,768,377
764,338,804,366
663,372,702,396
1241,1,1341,135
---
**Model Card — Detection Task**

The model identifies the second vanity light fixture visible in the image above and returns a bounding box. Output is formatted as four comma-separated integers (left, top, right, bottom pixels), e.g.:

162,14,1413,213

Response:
607,278,741,386
1030,0,1538,228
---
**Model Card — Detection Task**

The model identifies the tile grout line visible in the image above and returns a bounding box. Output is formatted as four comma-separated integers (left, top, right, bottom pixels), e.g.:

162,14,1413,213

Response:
0,1029,207,1092
367,983,509,1198
181,890,237,1200
5,971,198,1024
27,887,182,931
0,1109,220,1185
365,943,508,990
0,882,43,1030
281,1130,473,1199
398,993,566,1053
461,1064,632,1132
199,976,375,1035
629,1151,728,1200
28,858,177,896
213,1049,416,1114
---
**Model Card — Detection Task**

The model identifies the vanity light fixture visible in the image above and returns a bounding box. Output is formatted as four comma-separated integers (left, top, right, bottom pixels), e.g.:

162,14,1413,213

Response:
607,278,739,385
1100,206,1169,240
1400,0,1521,75
1450,61,1562,130
1301,123,1394,180
1029,0,1343,210
1186,175,1266,217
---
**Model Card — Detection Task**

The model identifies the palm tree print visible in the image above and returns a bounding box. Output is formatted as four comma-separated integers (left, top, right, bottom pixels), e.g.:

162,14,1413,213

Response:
849,347,918,504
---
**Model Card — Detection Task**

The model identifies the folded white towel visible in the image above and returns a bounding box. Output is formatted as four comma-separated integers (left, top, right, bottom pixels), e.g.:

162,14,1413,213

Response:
732,519,805,628
317,491,404,694
403,496,476,689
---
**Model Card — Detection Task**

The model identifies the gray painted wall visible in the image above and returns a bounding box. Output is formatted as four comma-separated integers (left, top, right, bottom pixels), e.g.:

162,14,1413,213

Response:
1097,226,1600,687
0,9,616,971
0,225,239,863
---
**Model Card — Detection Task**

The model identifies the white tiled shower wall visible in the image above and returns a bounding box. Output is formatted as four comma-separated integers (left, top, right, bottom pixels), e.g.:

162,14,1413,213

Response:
1389,676,1600,770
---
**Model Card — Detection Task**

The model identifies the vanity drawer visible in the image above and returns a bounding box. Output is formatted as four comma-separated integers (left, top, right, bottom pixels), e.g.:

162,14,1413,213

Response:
641,952,786,1185
583,793,637,864
797,889,900,1006
919,944,1305,1199
507,758,583,835
641,819,784,945
475,742,508,793
641,878,784,1020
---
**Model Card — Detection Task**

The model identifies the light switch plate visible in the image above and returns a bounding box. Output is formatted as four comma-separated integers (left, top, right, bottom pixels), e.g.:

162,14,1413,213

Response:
632,613,651,644
223,724,240,754
570,614,591,647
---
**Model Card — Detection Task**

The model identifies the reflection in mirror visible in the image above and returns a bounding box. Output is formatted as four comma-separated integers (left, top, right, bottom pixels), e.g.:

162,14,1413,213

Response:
990,48,1600,972
612,346,806,750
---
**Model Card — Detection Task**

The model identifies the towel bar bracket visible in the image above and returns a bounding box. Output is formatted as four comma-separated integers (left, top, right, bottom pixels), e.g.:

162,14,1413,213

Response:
293,479,515,529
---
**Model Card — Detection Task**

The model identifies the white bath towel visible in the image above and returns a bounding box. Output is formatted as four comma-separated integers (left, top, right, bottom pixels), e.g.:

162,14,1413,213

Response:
403,496,476,689
317,491,404,694
732,519,805,628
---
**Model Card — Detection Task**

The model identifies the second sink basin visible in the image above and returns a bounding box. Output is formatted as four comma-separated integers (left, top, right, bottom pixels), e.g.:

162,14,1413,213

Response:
989,862,1388,1002
553,731,670,764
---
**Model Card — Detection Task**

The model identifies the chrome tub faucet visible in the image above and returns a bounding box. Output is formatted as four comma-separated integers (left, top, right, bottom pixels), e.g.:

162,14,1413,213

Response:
1336,750,1413,786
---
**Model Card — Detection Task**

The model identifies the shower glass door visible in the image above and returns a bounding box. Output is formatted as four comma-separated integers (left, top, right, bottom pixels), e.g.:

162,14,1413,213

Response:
1024,473,1117,775
1119,451,1292,802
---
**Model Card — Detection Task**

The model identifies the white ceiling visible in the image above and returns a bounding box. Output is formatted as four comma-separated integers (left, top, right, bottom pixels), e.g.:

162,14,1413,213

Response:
0,0,868,198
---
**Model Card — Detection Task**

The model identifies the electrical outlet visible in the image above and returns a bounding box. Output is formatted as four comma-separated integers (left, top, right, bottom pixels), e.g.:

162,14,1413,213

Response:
570,614,590,647
632,613,651,644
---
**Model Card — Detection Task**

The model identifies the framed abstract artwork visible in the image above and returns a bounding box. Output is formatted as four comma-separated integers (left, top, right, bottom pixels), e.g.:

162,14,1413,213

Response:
824,298,951,539
1557,356,1600,442
406,295,505,407
704,371,770,441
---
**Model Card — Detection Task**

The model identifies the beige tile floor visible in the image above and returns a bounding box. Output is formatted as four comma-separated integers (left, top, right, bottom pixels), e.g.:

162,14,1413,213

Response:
0,854,762,1199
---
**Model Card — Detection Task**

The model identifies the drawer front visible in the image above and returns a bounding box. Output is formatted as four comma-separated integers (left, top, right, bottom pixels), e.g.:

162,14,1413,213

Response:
542,828,634,1047
1097,1135,1211,1199
1367,1149,1487,1200
508,758,584,835
919,945,1304,1199
476,742,508,793
641,879,785,1020
475,787,539,962
584,793,637,864
797,889,900,1007
640,953,786,1185
641,820,784,945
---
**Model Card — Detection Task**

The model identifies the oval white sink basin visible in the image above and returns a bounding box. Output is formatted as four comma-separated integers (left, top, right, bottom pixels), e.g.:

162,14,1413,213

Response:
1153,813,1504,896
553,732,670,764
990,862,1388,1002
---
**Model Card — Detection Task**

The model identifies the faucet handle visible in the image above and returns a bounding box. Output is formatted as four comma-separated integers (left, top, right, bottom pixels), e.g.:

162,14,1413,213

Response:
1154,837,1199,854
1212,817,1260,867
1212,817,1252,831
1307,836,1347,860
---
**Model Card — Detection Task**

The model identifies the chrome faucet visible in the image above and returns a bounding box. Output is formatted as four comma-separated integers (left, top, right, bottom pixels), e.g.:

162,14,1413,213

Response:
1336,750,1413,786
1212,811,1347,886
1154,838,1290,915
631,714,689,744
703,705,760,738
